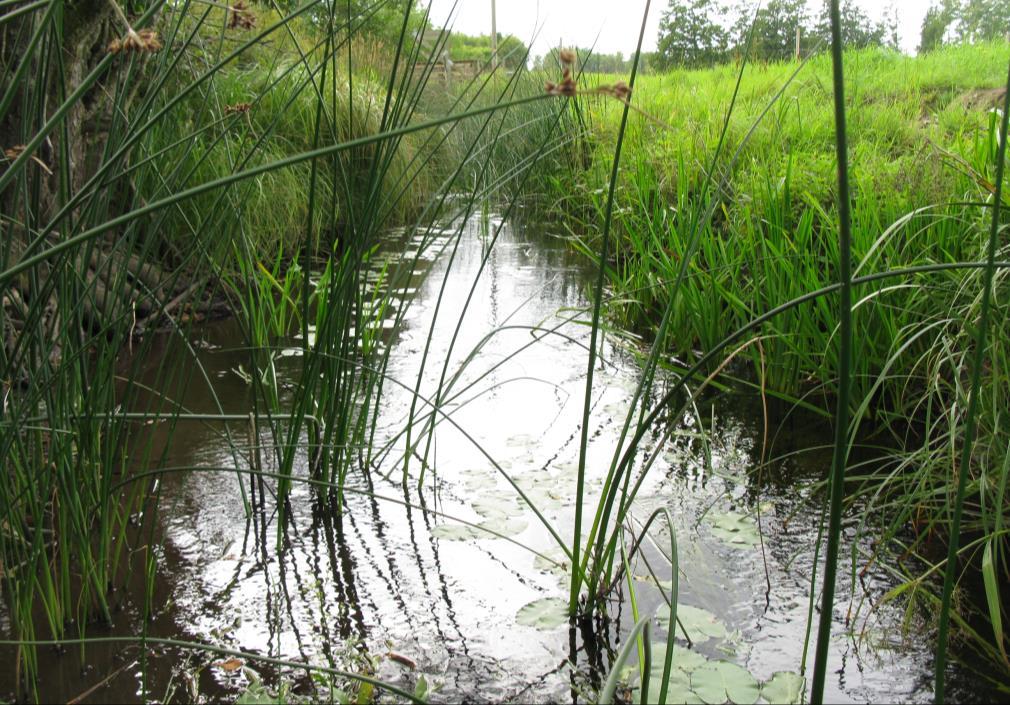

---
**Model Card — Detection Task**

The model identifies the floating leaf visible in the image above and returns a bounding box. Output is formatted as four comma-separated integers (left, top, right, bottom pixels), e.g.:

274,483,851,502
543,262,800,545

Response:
478,517,528,538
533,551,569,576
471,498,512,521
708,511,760,547
761,671,804,704
516,597,569,630
657,604,727,643
690,660,760,705
462,472,497,491
649,644,709,675
430,523,480,541
631,645,706,704
633,574,673,592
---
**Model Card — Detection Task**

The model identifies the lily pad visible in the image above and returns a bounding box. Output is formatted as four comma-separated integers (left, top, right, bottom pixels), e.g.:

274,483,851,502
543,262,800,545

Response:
634,669,698,704
648,643,710,676
690,660,760,705
533,550,569,576
630,645,707,704
633,574,673,592
472,497,516,521
516,597,569,630
658,604,728,643
462,473,498,491
761,671,804,704
708,511,761,547
430,523,480,541
478,517,528,538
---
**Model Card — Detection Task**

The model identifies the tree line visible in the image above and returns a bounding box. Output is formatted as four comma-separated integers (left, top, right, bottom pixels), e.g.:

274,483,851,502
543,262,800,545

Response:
654,0,1010,69
330,1,1010,75
654,0,900,69
919,0,1010,51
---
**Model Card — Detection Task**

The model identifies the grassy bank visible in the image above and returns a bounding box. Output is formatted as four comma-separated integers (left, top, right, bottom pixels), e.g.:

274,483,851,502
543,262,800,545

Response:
536,42,1010,677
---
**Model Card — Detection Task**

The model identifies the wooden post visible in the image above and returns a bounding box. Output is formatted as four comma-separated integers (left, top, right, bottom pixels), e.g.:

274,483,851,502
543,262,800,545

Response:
490,0,498,71
795,26,801,60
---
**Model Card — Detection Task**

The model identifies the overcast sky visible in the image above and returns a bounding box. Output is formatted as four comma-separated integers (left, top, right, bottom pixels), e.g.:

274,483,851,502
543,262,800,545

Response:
425,0,934,58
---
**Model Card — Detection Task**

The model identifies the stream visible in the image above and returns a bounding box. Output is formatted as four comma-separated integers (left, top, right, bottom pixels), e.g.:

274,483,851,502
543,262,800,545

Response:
0,211,996,703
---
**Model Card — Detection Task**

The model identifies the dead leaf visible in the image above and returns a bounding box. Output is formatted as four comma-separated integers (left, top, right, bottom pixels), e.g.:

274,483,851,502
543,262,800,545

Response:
216,658,243,672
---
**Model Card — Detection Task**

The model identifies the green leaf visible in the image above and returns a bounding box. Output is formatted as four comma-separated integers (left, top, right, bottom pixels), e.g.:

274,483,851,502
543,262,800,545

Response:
236,680,280,705
982,541,1006,661
471,497,514,520
657,604,728,643
414,675,428,701
430,523,480,540
516,597,569,630
760,671,805,704
690,660,760,705
708,511,761,547
477,517,528,538
634,644,709,703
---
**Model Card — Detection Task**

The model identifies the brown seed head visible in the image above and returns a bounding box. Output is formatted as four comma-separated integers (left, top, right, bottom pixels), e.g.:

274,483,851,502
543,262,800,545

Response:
558,77,577,97
544,81,558,95
3,145,26,161
612,81,631,100
228,1,256,30
559,48,576,67
224,102,252,115
108,28,162,54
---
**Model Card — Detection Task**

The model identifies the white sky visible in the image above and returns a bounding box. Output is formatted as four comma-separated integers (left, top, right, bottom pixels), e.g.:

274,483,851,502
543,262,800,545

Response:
425,0,935,58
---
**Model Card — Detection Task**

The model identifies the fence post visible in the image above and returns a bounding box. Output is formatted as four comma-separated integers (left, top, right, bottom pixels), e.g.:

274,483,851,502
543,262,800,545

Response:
490,0,498,71
795,26,802,60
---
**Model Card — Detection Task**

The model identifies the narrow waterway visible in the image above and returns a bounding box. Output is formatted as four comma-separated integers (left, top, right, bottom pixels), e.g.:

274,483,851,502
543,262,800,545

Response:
2,211,995,702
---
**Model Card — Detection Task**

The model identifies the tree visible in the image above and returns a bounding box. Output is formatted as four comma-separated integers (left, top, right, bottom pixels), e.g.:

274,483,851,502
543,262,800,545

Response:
919,1,956,51
732,0,810,61
955,0,1010,42
811,0,890,51
655,0,730,69
534,47,633,74
919,0,1010,51
450,32,529,70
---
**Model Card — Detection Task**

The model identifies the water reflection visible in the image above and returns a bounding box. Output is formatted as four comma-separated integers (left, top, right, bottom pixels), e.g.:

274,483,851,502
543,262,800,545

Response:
0,213,994,703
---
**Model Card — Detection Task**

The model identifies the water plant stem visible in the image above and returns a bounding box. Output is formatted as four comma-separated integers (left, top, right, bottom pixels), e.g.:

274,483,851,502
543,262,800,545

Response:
571,0,651,615
810,1,854,701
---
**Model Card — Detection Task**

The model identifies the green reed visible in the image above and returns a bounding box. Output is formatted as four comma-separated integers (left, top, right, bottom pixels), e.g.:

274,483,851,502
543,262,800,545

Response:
0,0,560,697
5,0,1010,701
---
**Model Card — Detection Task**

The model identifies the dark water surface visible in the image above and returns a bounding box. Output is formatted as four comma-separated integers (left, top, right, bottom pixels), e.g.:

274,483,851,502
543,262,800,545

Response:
1,213,998,702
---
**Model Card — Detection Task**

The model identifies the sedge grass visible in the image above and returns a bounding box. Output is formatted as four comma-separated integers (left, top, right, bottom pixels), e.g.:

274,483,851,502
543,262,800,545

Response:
4,0,1010,701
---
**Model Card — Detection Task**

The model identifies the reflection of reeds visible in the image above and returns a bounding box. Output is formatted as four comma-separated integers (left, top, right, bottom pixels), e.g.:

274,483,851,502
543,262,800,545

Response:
0,0,551,699
4,0,1009,699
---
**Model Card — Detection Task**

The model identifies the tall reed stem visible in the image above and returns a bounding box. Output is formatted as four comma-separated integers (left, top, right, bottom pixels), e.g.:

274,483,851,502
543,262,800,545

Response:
571,0,652,612
810,1,853,701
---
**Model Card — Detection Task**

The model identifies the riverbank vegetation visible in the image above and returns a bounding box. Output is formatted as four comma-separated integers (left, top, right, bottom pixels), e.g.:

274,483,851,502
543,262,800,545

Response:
1,0,1009,701
532,37,1010,682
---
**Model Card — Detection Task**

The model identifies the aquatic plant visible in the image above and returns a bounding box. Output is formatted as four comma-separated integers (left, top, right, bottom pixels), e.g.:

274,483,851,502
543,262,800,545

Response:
2,0,1009,701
